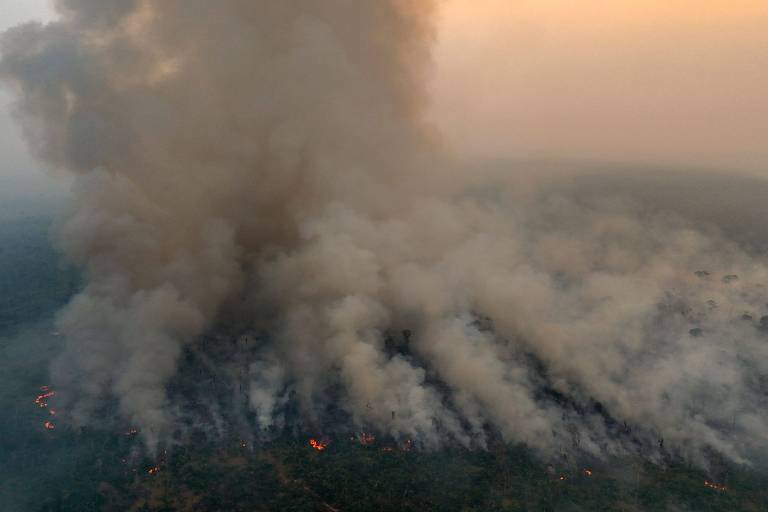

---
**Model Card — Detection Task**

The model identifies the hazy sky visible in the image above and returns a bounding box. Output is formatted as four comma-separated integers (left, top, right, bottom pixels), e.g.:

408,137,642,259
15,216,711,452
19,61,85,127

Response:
1,1,767,179
432,0,768,172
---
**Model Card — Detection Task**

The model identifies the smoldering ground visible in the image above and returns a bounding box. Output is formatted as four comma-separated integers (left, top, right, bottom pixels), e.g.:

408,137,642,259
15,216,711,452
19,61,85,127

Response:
1,1,768,468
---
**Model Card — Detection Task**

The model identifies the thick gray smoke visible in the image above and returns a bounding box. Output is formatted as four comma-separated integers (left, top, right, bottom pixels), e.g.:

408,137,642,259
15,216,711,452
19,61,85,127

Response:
2,1,768,465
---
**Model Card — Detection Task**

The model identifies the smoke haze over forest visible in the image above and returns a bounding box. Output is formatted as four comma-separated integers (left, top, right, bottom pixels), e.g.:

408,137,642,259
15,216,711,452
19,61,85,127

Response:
1,1,768,476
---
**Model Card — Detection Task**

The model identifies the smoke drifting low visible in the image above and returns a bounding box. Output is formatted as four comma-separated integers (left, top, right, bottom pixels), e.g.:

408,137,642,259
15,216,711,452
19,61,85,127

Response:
2,1,768,466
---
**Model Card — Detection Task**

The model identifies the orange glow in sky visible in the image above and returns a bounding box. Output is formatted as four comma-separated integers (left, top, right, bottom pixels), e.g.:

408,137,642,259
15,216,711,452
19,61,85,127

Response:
440,0,767,27
432,0,768,171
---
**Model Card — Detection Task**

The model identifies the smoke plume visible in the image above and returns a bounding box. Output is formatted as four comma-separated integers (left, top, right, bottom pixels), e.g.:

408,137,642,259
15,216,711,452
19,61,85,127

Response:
2,1,768,466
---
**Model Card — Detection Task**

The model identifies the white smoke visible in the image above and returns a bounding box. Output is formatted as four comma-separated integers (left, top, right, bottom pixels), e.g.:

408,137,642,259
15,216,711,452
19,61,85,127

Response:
2,1,768,465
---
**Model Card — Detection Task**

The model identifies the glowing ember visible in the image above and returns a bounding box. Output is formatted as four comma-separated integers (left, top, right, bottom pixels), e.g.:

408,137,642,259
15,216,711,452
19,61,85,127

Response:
309,438,328,451
34,388,55,408
359,433,376,445
559,475,566,481
583,469,593,477
148,466,160,475
35,387,61,431
704,480,727,492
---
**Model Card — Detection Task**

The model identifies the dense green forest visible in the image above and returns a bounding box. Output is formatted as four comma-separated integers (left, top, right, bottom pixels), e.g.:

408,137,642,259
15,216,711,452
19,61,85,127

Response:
28,429,768,512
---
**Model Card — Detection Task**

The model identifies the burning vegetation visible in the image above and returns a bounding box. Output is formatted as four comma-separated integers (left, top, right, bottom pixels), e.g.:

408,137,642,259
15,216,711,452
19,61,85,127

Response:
358,433,376,446
19,407,764,512
309,439,329,452
34,386,55,407
35,386,57,430
704,480,728,492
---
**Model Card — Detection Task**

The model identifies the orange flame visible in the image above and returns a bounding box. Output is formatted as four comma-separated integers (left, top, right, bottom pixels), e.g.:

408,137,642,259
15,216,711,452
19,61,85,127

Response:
583,469,593,477
43,421,55,430
309,438,328,451
704,480,727,492
359,433,376,445
148,466,160,475
34,390,55,408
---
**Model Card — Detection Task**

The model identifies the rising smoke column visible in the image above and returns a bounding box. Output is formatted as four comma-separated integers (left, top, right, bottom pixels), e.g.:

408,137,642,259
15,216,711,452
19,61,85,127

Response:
0,0,441,450
3,1,768,465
